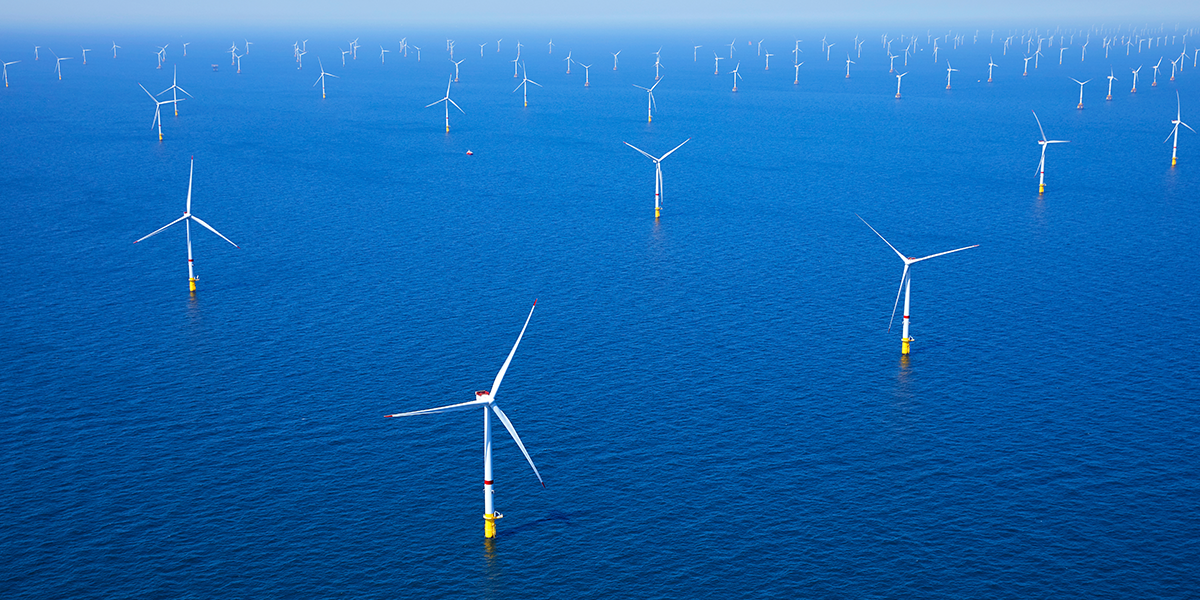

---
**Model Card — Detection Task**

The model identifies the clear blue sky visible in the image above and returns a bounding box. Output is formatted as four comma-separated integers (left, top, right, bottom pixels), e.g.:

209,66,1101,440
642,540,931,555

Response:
9,0,1197,27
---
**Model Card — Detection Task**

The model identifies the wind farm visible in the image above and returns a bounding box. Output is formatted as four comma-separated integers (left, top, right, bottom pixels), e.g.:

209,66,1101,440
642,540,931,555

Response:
2,18,1199,600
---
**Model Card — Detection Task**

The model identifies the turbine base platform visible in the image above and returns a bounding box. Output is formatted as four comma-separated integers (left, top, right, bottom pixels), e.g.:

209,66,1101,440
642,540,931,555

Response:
895,93,901,99
901,337,913,355
484,513,501,538
189,278,197,292
1106,95,1112,100
1172,157,1177,167
1039,184,1045,194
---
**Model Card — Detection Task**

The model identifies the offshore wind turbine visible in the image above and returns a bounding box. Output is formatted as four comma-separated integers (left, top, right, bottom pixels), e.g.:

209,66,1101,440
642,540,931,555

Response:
452,59,464,81
139,83,179,141
1170,57,1178,81
3,60,19,87
81,47,90,64
581,62,592,86
1032,110,1069,194
564,50,573,74
1131,65,1142,92
1070,77,1091,109
713,52,723,75
513,63,541,107
1152,57,1162,86
632,78,660,122
111,42,120,58
313,58,337,99
1166,91,1195,167
945,61,958,89
845,55,854,77
34,46,39,61
857,215,978,356
793,61,803,84
426,76,463,133
729,62,741,91
135,157,239,293
764,52,773,70
624,138,690,219
987,56,997,82
694,45,702,61
612,50,620,70
1022,55,1032,76
895,71,908,98
157,65,192,116
380,46,389,64
1106,68,1117,100
182,42,189,57
50,50,71,80
234,53,243,74
888,53,898,72
385,301,545,540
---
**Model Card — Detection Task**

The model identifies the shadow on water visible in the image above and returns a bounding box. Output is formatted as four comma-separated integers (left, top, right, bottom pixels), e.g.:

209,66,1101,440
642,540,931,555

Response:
499,509,587,538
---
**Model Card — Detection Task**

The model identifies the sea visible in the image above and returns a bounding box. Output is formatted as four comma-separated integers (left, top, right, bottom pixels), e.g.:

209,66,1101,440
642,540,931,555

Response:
1,25,1197,598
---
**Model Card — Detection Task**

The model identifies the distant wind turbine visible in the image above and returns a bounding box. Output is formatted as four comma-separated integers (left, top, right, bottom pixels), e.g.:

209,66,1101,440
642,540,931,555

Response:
513,63,541,107
1165,91,1196,167
313,58,338,99
1131,65,1142,92
3,60,19,87
426,76,464,133
581,62,592,86
857,214,978,356
612,50,620,70
945,61,958,89
452,58,464,82
135,157,239,293
624,138,690,219
1032,110,1069,194
1106,68,1117,100
1070,77,1091,109
157,65,193,116
111,42,120,58
987,56,997,82
139,83,179,141
50,50,71,80
729,62,741,91
632,78,661,122
895,71,908,98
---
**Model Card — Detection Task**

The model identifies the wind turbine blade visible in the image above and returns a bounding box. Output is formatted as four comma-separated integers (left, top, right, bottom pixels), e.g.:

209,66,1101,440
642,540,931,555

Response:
189,215,240,248
491,404,544,487
134,215,188,243
176,86,194,98
385,398,490,417
624,142,657,161
1165,126,1179,144
528,79,542,87
1182,122,1197,134
888,264,909,333
632,84,649,91
448,98,465,113
513,82,524,93
856,214,908,262
425,98,445,108
490,300,537,400
138,83,157,100
911,244,979,262
1031,110,1048,141
649,78,661,91
659,137,691,161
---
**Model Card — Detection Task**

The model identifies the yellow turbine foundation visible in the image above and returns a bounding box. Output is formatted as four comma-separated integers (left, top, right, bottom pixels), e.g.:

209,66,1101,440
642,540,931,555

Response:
655,206,661,219
901,337,912,355
484,513,497,538
189,278,197,292
1172,156,1177,167
1039,183,1045,194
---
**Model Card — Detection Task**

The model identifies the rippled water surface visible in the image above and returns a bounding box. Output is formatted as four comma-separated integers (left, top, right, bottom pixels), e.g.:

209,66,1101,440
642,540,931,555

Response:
1,28,1198,598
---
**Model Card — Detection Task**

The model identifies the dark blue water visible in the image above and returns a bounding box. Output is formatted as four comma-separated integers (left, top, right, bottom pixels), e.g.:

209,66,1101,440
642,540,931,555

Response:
2,28,1198,598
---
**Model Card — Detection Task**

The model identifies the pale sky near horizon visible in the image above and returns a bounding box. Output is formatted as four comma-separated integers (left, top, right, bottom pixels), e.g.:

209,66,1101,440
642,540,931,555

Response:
7,0,1198,28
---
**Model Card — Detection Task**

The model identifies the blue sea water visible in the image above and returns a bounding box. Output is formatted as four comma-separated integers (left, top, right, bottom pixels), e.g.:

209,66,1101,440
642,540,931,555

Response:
1,27,1198,598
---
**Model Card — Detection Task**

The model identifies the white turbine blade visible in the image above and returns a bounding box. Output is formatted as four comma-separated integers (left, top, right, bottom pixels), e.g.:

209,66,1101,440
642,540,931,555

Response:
1165,125,1179,144
888,264,910,332
447,97,465,114
624,142,657,161
513,81,525,93
528,79,542,87
189,215,240,248
856,214,908,263
138,83,157,101
327,73,339,79
911,244,979,263
649,78,661,91
632,84,649,91
489,300,537,400
425,98,446,108
176,86,194,98
1182,122,1197,134
491,404,544,487
134,215,187,243
659,137,691,161
1031,110,1048,141
385,398,489,418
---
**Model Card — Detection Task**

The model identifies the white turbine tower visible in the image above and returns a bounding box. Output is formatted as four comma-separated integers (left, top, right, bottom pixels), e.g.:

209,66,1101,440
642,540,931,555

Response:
612,50,620,70
624,138,690,219
111,42,120,58
729,62,741,91
1032,110,1069,194
632,78,661,122
581,62,592,86
1131,65,1142,92
135,157,239,293
987,57,997,82
385,301,545,540
1152,57,1162,86
314,59,338,99
425,75,464,133
895,71,908,98
138,83,179,141
793,61,803,84
1106,69,1117,100
857,215,978,356
1070,77,1091,109
452,58,464,82
1166,91,1196,167
157,65,193,116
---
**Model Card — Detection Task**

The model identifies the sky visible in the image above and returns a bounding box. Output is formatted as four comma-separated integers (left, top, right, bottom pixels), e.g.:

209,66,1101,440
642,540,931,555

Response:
7,1,1199,28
